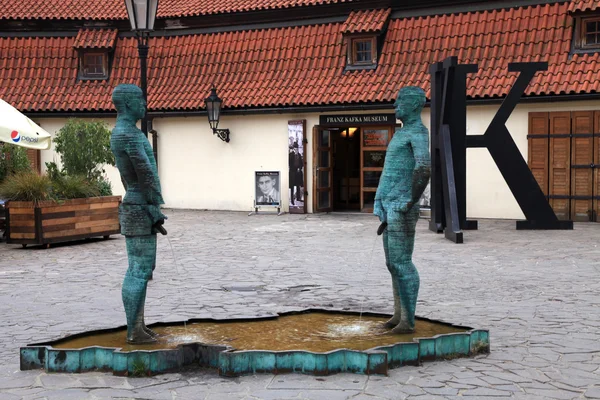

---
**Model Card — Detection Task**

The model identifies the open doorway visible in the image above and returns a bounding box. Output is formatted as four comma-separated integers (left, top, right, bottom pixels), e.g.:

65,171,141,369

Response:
332,127,361,211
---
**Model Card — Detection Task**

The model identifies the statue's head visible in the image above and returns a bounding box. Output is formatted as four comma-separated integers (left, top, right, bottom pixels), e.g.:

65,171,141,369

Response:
394,86,426,122
112,84,146,121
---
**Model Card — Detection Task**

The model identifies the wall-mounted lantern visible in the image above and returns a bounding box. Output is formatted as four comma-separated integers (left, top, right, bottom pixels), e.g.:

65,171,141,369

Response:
204,87,230,143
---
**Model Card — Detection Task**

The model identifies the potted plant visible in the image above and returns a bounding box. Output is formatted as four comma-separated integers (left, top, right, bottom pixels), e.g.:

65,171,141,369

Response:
1,119,121,248
0,144,32,236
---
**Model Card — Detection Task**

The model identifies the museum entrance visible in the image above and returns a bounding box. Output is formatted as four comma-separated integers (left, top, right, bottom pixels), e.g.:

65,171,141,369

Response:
313,114,396,213
332,127,361,211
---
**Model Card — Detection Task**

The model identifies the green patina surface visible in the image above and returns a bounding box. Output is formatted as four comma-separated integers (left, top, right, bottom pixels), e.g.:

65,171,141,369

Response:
374,86,431,334
110,84,167,345
19,314,489,377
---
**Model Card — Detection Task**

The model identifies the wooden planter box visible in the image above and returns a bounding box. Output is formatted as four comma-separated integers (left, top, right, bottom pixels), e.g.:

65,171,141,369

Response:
5,196,121,248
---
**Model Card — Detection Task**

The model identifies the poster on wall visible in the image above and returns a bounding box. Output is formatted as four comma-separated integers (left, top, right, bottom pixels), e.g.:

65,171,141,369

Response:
288,120,306,214
255,171,281,207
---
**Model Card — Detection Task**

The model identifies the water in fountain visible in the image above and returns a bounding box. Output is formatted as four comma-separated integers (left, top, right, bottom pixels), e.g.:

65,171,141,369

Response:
357,233,381,323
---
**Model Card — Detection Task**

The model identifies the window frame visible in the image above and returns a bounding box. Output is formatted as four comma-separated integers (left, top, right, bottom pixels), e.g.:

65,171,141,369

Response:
345,34,378,70
582,17,600,49
78,51,109,80
574,15,600,52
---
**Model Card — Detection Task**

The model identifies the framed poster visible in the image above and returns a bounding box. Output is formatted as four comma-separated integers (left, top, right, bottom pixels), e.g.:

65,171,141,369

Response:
255,171,281,207
288,120,307,213
363,129,389,147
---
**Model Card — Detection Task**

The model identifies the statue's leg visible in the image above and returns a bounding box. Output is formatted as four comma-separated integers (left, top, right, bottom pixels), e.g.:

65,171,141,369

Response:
382,230,401,328
123,235,157,344
387,207,420,333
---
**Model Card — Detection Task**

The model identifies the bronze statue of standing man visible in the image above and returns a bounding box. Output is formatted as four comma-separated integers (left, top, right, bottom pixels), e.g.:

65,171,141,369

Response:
374,86,431,333
111,84,167,344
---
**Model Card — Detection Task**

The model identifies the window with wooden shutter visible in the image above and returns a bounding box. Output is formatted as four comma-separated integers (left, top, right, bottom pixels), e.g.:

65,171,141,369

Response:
528,112,549,194
549,112,571,220
571,112,595,221
528,111,600,222
594,112,600,222
26,149,40,173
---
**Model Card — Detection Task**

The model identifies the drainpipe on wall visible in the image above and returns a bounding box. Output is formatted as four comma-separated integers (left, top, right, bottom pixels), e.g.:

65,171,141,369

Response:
148,118,158,170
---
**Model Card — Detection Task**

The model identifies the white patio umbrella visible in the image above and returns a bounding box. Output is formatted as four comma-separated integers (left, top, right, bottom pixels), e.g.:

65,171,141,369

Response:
0,99,51,150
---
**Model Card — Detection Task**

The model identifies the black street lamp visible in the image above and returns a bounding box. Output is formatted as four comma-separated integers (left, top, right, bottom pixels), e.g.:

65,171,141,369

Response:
124,0,159,159
204,87,231,143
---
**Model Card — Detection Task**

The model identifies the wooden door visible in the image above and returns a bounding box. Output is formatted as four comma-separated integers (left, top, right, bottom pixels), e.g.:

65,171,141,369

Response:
594,112,600,222
360,126,391,212
528,112,549,194
549,112,571,220
313,126,333,213
26,149,40,173
571,112,595,221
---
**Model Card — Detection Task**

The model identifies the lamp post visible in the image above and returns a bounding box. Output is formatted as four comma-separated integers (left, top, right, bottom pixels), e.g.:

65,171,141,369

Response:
124,0,159,161
204,87,231,143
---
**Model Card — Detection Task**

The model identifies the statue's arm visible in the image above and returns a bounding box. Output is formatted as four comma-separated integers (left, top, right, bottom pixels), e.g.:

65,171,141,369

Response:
409,131,431,205
126,143,163,205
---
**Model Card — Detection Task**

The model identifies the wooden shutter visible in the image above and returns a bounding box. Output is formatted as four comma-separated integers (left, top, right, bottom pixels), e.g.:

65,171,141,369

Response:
528,112,549,194
571,111,594,221
26,149,40,173
595,112,600,222
549,112,571,220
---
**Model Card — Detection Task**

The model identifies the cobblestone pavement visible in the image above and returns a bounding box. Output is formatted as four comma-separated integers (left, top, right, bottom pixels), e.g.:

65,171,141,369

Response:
0,210,599,400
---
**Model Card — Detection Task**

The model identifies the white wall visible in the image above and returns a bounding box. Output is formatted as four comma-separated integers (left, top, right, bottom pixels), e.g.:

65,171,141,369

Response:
32,98,600,218
155,113,319,212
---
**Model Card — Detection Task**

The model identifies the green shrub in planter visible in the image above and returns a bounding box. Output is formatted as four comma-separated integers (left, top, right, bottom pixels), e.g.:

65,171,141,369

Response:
0,172,53,203
52,175,100,200
54,119,115,181
0,144,32,183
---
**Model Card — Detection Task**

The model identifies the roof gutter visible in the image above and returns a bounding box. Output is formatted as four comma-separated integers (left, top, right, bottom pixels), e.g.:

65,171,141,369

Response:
25,93,600,119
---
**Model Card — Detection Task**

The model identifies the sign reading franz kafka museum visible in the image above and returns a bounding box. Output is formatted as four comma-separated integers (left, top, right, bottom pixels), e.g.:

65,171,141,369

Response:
319,114,396,126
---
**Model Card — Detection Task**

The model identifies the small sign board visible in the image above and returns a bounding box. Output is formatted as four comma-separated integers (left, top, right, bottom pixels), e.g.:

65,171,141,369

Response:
254,171,281,207
363,128,389,147
319,113,396,126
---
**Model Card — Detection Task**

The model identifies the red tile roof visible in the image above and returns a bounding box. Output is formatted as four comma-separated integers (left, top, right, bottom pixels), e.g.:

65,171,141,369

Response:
73,29,118,49
159,0,355,18
0,0,126,20
341,8,391,33
0,0,355,20
568,0,600,13
0,2,594,113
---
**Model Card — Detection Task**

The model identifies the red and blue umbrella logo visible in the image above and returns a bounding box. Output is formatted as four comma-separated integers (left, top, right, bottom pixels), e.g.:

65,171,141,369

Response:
11,130,20,143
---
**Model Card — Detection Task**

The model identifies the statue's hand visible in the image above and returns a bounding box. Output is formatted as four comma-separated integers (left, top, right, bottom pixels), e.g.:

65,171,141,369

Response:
373,199,386,223
399,200,414,213
152,219,167,235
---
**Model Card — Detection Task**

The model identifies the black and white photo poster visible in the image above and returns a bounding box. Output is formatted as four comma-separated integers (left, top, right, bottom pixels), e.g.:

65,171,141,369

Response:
255,171,281,206
288,120,306,213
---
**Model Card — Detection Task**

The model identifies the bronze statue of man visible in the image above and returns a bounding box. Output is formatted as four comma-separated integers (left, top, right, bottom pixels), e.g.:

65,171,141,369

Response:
111,84,167,344
374,86,431,333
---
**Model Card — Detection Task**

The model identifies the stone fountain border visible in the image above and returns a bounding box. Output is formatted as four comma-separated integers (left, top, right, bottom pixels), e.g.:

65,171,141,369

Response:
20,309,489,377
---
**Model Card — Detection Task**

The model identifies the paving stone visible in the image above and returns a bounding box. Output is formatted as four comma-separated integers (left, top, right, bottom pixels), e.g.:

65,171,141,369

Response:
523,388,580,399
300,390,362,400
0,214,599,399
30,389,93,400
90,388,137,398
246,389,303,399
268,374,367,390
585,387,600,399
0,392,20,400
461,387,513,397
422,386,459,396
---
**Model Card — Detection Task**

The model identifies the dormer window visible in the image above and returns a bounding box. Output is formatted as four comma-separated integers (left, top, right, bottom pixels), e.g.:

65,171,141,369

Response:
582,18,600,48
351,37,376,65
73,28,118,81
81,52,108,79
341,8,391,71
